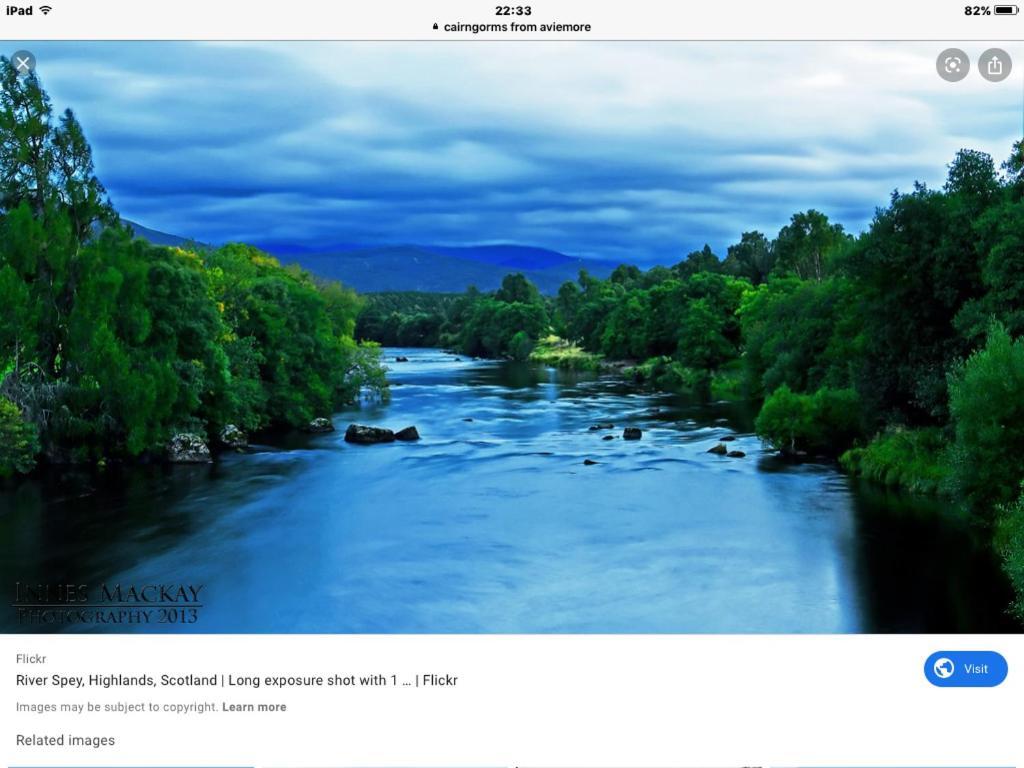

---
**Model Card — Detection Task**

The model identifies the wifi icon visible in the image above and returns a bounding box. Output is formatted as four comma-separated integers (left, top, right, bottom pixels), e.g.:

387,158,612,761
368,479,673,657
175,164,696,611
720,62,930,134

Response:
39,4,52,13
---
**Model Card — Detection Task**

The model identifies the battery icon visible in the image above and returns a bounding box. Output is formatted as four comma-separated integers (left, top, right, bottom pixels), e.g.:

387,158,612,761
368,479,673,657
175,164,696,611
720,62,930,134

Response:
994,4,1019,13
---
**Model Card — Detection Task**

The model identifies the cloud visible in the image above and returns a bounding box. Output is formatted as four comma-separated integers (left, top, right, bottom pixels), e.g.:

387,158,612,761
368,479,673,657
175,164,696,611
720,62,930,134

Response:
4,40,1021,264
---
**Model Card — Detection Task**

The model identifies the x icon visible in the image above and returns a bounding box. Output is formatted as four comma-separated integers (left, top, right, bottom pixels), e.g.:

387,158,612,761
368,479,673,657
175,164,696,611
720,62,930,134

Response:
11,50,35,76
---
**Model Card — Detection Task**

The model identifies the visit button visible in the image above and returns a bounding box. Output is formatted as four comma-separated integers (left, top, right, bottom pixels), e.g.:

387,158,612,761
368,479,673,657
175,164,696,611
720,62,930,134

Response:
925,651,1007,687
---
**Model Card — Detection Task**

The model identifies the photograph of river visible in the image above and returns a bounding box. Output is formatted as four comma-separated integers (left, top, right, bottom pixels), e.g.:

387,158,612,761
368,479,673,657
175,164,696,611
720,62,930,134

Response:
1,350,1014,632
0,41,1022,633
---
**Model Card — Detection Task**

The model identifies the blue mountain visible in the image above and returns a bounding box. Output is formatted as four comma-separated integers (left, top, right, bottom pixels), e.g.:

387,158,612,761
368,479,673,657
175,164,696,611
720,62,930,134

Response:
290,244,613,294
123,222,613,294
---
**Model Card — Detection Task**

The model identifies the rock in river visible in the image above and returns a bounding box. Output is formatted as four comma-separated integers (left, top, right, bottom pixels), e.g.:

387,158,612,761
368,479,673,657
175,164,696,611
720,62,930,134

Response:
167,433,212,464
305,417,335,433
602,434,616,441
394,426,420,441
707,443,728,455
588,423,615,431
344,424,396,444
623,427,642,440
394,356,410,362
583,458,599,465
218,423,247,450
728,450,746,458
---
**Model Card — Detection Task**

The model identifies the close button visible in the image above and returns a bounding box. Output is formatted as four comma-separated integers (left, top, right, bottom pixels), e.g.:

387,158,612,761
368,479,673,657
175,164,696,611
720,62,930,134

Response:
925,651,1008,687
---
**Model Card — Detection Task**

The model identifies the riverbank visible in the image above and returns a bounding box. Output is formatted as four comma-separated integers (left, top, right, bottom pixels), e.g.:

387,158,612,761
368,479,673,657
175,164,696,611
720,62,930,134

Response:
527,336,745,401
527,335,609,371
839,428,951,496
2,347,1014,633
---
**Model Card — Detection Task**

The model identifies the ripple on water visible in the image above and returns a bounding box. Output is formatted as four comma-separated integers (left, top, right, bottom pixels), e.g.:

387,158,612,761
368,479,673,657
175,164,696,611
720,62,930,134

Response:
2,347,1013,634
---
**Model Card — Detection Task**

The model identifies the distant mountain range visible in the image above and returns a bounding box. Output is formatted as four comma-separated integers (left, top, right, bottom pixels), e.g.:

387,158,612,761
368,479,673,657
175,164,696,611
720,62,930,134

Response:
290,245,614,293
123,220,204,249
122,221,614,294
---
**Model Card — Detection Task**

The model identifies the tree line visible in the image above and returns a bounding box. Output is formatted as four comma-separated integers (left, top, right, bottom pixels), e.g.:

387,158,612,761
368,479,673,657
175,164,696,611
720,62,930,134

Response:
357,276,549,361
0,60,385,473
355,143,1024,618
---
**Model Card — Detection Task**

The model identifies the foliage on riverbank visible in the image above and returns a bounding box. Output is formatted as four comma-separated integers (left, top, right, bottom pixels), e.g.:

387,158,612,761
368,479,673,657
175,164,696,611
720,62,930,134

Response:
0,397,38,477
628,357,703,394
356,274,551,361
997,484,1024,620
355,292,460,347
0,60,384,474
621,356,742,400
454,274,548,360
946,323,1024,523
840,428,950,495
753,385,862,456
710,360,745,400
528,336,603,370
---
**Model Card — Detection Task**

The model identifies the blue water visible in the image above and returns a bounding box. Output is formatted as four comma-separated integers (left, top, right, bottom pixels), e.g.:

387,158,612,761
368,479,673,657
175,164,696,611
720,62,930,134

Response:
0,348,1014,632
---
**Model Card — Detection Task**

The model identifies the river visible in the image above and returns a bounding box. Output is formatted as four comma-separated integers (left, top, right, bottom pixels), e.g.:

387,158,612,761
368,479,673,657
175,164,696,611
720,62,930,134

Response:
0,347,1015,633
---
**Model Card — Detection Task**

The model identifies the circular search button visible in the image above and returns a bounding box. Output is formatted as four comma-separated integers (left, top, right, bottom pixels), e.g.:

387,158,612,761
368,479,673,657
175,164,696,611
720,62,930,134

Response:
936,48,970,82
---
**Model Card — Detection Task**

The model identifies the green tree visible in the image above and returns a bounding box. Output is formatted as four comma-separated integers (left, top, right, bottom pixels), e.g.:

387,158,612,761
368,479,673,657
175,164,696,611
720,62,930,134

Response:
945,148,1000,207
207,244,368,427
600,290,649,359
0,396,38,476
643,279,687,356
739,277,861,397
755,385,860,455
772,210,848,281
609,264,642,287
956,194,1024,341
508,330,534,361
0,256,39,381
459,297,548,358
842,180,983,425
674,244,720,278
554,280,582,340
996,482,1024,619
0,60,114,379
0,59,54,216
572,271,620,352
676,297,731,371
723,231,775,285
1002,139,1024,195
947,323,1024,521
495,272,541,305
755,385,812,454
397,312,443,346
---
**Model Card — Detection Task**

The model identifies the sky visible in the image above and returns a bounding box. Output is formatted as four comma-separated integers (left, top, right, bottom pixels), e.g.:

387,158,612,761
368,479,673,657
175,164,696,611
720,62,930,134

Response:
7,41,1023,265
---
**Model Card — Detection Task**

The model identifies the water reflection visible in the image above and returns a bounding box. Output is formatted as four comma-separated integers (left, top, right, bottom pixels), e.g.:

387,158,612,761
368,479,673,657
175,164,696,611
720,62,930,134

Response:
0,348,1014,632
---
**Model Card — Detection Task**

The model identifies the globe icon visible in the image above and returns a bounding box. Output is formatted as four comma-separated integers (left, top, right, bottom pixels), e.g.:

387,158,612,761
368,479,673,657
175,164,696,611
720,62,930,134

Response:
934,658,956,679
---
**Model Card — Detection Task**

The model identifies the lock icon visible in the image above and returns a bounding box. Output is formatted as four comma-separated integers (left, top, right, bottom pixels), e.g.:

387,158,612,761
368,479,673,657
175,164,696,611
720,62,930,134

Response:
988,56,1003,76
